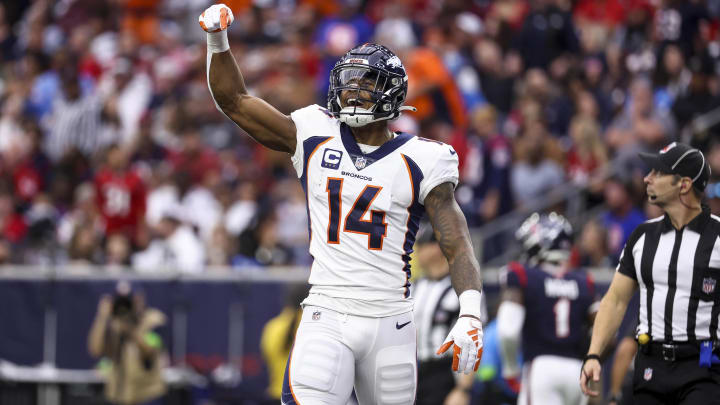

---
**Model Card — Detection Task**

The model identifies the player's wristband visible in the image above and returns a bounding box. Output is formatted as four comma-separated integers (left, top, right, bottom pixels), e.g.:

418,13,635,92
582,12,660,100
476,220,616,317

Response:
459,290,482,319
582,353,601,366
207,31,229,53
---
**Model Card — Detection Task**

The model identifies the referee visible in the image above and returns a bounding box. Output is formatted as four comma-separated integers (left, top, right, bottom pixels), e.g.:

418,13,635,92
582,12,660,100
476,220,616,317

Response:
412,228,486,405
580,142,720,404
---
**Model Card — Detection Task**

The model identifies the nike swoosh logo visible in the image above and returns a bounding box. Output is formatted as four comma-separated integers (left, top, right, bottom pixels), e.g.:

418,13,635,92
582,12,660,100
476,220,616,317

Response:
449,149,457,155
396,321,411,330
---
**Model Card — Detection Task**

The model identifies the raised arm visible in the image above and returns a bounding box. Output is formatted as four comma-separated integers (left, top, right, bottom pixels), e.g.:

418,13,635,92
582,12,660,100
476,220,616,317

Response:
425,182,484,375
200,4,296,153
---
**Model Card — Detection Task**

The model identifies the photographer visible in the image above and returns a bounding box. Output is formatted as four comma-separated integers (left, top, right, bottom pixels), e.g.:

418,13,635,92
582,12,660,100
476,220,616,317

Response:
88,283,167,405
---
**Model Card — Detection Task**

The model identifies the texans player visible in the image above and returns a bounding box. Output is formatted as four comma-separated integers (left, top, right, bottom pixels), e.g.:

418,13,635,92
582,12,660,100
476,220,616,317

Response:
199,5,484,405
497,213,598,405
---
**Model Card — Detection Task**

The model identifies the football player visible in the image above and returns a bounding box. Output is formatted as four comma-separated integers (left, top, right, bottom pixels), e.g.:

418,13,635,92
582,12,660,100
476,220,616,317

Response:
199,5,484,405
497,213,598,405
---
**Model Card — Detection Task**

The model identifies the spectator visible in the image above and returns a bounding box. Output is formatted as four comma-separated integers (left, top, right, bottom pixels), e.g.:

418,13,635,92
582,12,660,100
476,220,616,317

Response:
132,205,205,273
272,179,310,265
606,77,677,171
0,237,11,264
460,104,513,226
510,122,565,207
378,26,468,130
234,206,292,267
224,180,259,238
653,44,692,109
0,92,30,161
10,120,52,206
473,39,516,115
95,144,147,243
68,220,101,266
57,182,100,249
516,0,580,70
206,225,235,267
672,64,720,149
600,176,647,264
45,68,113,162
105,233,132,267
314,0,374,99
0,191,27,244
575,219,612,268
566,116,608,193
97,57,153,145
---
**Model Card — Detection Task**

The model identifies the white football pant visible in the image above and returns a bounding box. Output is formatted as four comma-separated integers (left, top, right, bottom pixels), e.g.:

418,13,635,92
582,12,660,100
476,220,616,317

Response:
517,355,588,405
282,305,417,405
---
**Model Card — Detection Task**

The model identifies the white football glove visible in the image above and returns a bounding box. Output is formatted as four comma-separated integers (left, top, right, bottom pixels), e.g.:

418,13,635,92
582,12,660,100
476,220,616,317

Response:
436,315,484,374
198,4,234,33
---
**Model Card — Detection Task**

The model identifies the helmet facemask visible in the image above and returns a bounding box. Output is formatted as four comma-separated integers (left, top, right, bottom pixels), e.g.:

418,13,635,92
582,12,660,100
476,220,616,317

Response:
328,64,407,127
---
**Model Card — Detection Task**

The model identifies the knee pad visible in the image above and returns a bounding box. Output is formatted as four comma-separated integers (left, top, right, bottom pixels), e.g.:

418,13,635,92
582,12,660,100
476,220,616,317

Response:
292,338,343,392
374,344,416,405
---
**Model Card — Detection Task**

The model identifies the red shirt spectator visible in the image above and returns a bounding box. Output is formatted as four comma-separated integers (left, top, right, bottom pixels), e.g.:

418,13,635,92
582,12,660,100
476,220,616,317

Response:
95,145,147,238
168,128,220,186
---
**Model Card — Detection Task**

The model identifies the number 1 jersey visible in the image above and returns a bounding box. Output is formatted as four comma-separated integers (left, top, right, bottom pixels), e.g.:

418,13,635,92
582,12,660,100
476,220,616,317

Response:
290,105,459,317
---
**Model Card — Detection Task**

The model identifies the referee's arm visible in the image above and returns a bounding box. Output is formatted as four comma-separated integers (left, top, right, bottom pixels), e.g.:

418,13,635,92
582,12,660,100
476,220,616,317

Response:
580,272,638,396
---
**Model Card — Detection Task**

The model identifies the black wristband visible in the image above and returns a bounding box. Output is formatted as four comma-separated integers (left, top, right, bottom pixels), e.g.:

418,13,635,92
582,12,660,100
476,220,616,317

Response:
608,393,622,403
582,354,601,366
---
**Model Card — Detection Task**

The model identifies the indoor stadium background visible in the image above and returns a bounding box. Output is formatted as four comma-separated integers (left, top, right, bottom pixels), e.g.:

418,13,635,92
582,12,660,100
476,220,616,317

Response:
1,0,719,404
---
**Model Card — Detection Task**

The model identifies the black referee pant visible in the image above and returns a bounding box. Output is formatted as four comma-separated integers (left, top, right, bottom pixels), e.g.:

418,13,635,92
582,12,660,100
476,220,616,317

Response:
417,358,455,405
633,343,720,404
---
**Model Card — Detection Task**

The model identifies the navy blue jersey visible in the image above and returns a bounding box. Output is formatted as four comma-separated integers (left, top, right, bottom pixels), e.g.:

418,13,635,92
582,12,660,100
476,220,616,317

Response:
505,261,596,363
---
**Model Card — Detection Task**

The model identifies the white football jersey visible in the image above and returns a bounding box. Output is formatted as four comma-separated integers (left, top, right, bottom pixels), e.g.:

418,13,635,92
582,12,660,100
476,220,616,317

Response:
290,105,459,317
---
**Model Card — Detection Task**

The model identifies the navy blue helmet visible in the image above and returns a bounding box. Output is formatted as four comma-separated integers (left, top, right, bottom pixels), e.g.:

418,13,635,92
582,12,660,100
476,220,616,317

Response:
515,212,573,266
327,43,414,127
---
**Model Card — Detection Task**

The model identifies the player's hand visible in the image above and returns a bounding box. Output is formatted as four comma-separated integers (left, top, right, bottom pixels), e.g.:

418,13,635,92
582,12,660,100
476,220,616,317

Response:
436,315,484,374
97,294,113,319
198,4,234,33
579,357,601,396
443,387,470,405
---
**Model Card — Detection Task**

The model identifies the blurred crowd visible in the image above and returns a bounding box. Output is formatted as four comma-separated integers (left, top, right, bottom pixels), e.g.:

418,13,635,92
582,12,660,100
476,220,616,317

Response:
2,0,720,271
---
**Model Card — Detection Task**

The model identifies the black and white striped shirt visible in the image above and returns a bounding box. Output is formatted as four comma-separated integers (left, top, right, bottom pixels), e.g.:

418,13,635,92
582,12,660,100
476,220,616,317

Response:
617,206,720,342
413,276,488,362
413,276,459,362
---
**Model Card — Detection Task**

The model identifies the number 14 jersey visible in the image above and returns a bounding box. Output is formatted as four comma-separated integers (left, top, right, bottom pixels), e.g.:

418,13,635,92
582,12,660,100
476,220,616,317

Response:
290,105,459,317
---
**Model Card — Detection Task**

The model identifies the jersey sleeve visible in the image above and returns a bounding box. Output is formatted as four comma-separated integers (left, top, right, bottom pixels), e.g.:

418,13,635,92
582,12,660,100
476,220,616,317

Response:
290,104,334,177
616,227,643,280
418,144,459,204
501,261,528,290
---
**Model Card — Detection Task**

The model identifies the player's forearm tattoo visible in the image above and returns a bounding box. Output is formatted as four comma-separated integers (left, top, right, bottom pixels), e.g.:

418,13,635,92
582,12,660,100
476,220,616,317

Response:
425,183,482,294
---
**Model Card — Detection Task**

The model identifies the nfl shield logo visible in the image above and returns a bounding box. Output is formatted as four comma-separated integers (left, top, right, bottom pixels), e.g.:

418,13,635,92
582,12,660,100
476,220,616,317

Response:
312,311,321,321
644,368,653,381
354,156,367,170
703,278,716,294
